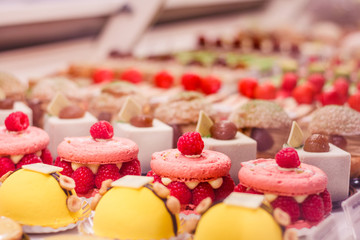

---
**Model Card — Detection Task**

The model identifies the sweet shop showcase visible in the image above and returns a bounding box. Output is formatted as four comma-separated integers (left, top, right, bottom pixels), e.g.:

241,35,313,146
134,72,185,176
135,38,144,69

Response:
2,0,360,239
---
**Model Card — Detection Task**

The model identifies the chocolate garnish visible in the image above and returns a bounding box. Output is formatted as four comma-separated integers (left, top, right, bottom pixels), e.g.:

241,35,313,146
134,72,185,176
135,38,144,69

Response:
210,121,237,140
130,115,153,128
170,124,183,148
58,105,85,119
250,128,274,152
26,98,44,127
329,135,347,150
303,134,330,153
0,99,14,109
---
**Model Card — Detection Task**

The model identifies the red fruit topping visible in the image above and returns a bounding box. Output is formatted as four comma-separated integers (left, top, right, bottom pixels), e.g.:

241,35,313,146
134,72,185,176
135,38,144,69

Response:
276,90,291,99
320,189,332,215
119,159,141,177
275,148,300,168
5,111,29,132
181,73,202,91
177,132,204,156
348,92,360,112
238,78,258,98
120,69,142,84
201,76,221,95
71,166,95,194
54,157,73,177
292,83,315,104
154,71,174,89
245,189,262,194
90,121,114,140
234,184,247,193
271,196,301,223
281,73,298,91
92,69,114,84
307,73,325,94
95,164,121,189
40,148,53,165
16,154,42,169
301,194,325,222
146,170,162,183
333,78,349,98
214,175,235,201
254,82,277,100
0,157,15,177
192,182,215,206
167,181,192,205
319,89,343,106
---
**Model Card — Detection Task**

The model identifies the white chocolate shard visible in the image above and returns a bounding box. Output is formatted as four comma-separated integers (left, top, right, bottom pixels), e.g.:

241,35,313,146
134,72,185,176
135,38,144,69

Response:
161,177,172,186
224,192,264,208
22,163,63,174
195,110,214,137
10,155,23,164
287,121,304,148
111,175,153,189
117,96,142,122
209,178,223,189
185,181,199,190
47,92,71,116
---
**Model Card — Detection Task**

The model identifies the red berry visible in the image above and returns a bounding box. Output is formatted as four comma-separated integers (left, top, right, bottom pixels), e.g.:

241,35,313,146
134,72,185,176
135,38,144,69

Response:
90,121,113,140
181,73,202,90
71,166,95,194
214,175,235,201
271,196,301,223
177,132,204,156
119,159,141,177
95,164,121,189
154,71,174,89
276,90,291,99
16,154,42,169
281,73,298,91
307,73,325,94
348,93,360,112
245,188,262,194
275,148,300,168
54,157,73,177
192,182,215,206
40,148,53,165
167,181,192,205
146,170,163,183
301,194,325,222
5,111,29,131
292,83,315,104
238,78,258,98
319,89,343,106
254,82,277,100
333,78,349,98
201,76,221,95
92,69,114,84
0,157,15,177
120,69,142,84
234,184,247,192
320,189,332,215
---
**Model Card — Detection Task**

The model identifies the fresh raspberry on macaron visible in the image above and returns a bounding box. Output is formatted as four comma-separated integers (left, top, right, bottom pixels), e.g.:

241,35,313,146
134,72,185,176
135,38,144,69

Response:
177,132,204,156
275,147,301,168
5,111,29,132
90,121,114,140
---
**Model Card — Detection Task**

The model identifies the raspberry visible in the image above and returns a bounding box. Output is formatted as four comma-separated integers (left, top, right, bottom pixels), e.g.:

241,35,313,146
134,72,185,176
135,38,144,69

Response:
238,78,258,98
292,83,315,104
41,148,53,165
192,182,215,206
154,71,174,89
16,154,42,169
214,175,235,201
320,189,332,215
92,69,114,84
181,73,202,91
348,92,360,112
245,189,262,195
307,73,325,94
281,72,298,92
54,157,73,177
90,121,113,140
119,159,141,177
5,111,29,131
167,181,192,205
0,157,15,177
95,164,121,189
234,184,247,193
120,69,142,84
271,196,300,223
71,167,95,194
201,76,221,95
275,148,300,168
301,194,325,222
333,77,349,98
146,170,162,183
177,132,204,156
319,89,343,106
254,82,277,100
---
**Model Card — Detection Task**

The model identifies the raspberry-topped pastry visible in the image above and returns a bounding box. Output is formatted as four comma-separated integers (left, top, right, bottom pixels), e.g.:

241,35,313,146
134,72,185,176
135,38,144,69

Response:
0,112,52,178
149,132,234,210
56,121,141,196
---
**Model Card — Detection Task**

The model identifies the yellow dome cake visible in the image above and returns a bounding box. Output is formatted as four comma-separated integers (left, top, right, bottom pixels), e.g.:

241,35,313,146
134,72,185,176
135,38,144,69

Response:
92,175,180,240
0,163,90,230
194,193,297,240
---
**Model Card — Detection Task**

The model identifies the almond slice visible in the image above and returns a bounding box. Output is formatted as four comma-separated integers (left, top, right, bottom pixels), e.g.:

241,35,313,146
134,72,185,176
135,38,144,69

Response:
166,196,180,215
284,228,298,240
99,179,113,195
10,155,23,164
161,177,172,186
67,195,81,212
273,208,291,227
195,197,212,214
0,171,12,183
90,193,102,210
59,175,75,190
153,182,170,199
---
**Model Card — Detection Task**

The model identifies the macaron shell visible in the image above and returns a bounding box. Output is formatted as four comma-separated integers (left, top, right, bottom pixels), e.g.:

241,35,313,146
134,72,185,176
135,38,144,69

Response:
238,159,327,196
151,149,231,181
0,126,49,155
57,136,138,164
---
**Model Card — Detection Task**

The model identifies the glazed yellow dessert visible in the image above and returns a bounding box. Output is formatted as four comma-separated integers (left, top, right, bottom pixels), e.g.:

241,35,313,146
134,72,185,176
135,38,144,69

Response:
0,164,88,229
93,176,179,240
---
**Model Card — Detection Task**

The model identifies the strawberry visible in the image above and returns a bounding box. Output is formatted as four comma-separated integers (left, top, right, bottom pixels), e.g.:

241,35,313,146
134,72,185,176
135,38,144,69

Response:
192,182,215,206
154,71,174,89
254,82,277,100
16,154,42,169
271,196,300,223
92,69,114,84
292,83,315,104
177,132,204,156
275,148,300,168
348,92,360,112
119,159,141,177
54,157,73,177
181,73,202,91
95,164,121,189
307,73,325,94
301,194,324,222
0,157,15,177
167,181,192,205
71,166,95,194
238,78,258,98
333,77,349,98
201,76,221,95
319,89,343,106
281,72,298,91
214,175,235,201
5,111,29,131
40,148,53,165
120,69,142,84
